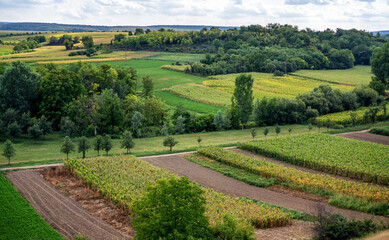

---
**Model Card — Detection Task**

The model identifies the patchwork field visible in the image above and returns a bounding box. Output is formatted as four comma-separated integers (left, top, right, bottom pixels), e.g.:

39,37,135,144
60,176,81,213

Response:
65,155,291,229
197,146,389,203
238,133,389,185
292,65,372,86
0,45,13,55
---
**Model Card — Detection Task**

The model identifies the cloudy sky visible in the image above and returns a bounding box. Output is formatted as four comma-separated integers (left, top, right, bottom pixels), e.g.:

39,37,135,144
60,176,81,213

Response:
0,0,388,31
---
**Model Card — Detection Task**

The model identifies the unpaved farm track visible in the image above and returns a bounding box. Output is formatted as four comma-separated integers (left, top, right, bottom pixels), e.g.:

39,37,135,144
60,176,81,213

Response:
336,130,389,145
141,154,389,224
6,170,131,240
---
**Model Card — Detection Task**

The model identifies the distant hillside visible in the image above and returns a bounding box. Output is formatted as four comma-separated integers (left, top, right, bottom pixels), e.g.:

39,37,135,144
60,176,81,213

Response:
0,22,236,32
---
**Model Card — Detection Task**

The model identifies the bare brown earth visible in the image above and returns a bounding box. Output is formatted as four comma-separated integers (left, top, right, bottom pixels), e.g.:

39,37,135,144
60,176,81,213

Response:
336,130,389,146
255,220,316,240
140,154,389,224
6,170,132,240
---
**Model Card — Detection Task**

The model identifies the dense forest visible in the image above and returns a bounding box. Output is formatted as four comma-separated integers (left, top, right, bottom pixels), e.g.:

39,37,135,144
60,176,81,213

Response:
113,24,387,76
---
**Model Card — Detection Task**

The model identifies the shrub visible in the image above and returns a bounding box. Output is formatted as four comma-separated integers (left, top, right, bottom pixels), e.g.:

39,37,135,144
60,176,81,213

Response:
213,214,255,240
132,177,211,240
273,70,284,76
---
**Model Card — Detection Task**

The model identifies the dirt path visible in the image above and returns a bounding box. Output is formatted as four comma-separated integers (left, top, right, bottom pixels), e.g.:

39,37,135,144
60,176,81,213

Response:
6,170,131,240
141,154,389,225
336,130,389,146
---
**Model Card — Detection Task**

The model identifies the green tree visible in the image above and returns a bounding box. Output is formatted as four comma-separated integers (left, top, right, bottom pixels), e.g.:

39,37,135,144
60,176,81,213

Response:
131,111,143,138
61,136,75,160
132,177,210,240
38,67,85,127
0,61,40,113
38,115,53,140
163,136,178,151
19,112,32,134
197,136,202,146
102,135,112,156
251,128,257,140
371,42,389,88
93,135,103,156
350,112,357,126
175,116,185,134
96,89,123,134
60,117,77,137
231,74,254,129
325,119,332,131
121,130,134,154
288,128,292,135
2,139,15,165
63,39,73,50
214,110,224,131
7,122,21,139
308,123,313,132
275,125,281,136
81,36,94,49
78,136,90,159
223,109,232,130
160,124,169,136
263,128,269,138
369,107,380,124
28,124,42,143
141,75,154,98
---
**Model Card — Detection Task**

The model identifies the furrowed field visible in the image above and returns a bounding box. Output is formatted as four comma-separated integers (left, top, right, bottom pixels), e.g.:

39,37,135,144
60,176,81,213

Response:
197,146,389,203
0,173,64,240
239,133,389,185
65,155,291,230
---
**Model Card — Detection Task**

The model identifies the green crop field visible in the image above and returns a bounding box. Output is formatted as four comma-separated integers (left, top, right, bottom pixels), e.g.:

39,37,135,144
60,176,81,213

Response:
65,155,291,230
0,45,13,55
0,173,64,239
292,65,372,86
238,133,389,185
142,52,205,62
197,146,389,203
315,105,389,125
153,90,225,113
0,124,323,168
165,72,354,107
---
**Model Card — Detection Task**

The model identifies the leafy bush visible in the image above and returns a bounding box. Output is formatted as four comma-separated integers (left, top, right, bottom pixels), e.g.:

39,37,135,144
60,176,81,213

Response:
132,177,211,240
314,206,377,240
213,214,255,240
370,126,389,137
273,70,284,76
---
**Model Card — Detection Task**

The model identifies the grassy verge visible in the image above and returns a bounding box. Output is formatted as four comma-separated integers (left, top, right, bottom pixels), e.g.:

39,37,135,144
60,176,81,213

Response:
327,121,389,134
0,124,321,168
0,173,64,239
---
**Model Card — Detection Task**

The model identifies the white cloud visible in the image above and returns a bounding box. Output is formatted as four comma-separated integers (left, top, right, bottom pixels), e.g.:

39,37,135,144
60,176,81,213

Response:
0,0,388,31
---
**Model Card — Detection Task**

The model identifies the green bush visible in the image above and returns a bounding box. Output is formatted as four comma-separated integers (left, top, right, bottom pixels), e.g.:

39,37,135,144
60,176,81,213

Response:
213,214,255,240
370,126,389,136
132,177,211,240
314,207,377,240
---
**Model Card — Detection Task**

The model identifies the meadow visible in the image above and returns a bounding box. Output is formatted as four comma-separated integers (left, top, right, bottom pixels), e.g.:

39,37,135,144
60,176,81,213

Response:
292,65,372,86
0,124,323,168
238,133,389,185
65,155,291,230
167,72,354,107
0,45,13,56
0,173,64,239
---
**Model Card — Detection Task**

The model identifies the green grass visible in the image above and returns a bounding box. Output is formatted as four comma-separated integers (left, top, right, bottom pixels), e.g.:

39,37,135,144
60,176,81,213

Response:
154,90,225,114
0,124,324,168
185,153,278,188
292,65,372,86
0,45,13,56
0,173,64,239
141,52,205,62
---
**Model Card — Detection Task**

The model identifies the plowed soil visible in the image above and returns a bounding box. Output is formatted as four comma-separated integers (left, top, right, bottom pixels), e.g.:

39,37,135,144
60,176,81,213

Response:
336,130,389,145
6,170,132,240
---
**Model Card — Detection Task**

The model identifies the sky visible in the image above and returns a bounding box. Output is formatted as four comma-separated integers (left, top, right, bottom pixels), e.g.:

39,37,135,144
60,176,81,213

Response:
0,0,388,31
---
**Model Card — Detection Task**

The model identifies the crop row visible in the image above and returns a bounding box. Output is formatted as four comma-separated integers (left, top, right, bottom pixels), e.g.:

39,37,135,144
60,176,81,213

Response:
197,146,389,203
239,133,389,185
64,156,291,229
315,105,389,125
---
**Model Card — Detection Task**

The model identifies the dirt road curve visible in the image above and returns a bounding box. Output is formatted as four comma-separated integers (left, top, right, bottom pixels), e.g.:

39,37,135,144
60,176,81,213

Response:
141,154,389,224
6,170,131,240
336,130,389,145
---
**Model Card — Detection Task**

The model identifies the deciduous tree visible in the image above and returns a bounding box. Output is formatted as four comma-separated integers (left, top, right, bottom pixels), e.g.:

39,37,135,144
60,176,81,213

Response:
231,74,253,129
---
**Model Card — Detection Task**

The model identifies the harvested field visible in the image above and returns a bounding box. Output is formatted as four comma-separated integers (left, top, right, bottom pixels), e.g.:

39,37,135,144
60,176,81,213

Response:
6,170,131,240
